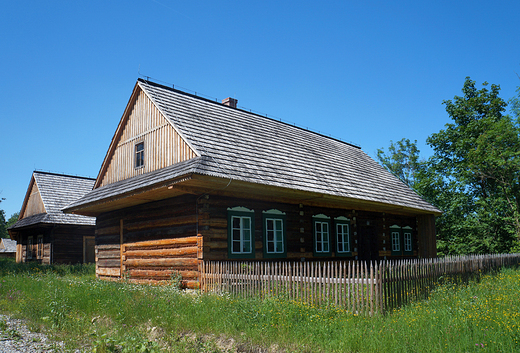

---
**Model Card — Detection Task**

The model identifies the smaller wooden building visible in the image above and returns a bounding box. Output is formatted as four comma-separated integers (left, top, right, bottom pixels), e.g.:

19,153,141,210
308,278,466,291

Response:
8,171,96,264
0,239,16,258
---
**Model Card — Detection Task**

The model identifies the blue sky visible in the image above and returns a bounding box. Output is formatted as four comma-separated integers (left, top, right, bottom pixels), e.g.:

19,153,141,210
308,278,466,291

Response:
1,0,520,219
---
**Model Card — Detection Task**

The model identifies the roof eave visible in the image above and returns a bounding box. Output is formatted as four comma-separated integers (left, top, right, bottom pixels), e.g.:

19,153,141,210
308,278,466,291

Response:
64,173,195,217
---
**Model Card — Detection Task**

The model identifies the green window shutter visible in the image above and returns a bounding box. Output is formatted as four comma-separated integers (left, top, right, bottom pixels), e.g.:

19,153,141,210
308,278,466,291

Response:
227,207,255,259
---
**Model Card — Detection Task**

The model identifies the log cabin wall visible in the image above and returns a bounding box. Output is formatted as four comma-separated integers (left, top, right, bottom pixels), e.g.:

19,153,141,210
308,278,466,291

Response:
198,195,420,262
95,195,199,286
99,90,197,187
12,226,94,265
14,230,51,264
93,193,428,285
52,225,94,264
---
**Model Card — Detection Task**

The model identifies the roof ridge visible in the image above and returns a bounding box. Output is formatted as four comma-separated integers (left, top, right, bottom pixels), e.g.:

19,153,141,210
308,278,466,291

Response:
33,170,96,181
137,78,361,149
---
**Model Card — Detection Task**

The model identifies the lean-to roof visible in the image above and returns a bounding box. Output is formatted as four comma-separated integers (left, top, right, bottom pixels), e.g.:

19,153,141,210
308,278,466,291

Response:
67,79,441,215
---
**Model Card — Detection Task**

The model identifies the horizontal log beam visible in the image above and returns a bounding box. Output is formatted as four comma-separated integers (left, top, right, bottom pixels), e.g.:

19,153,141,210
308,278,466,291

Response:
124,257,198,268
125,215,197,232
96,250,120,259
96,244,120,250
97,259,121,267
124,236,197,249
204,241,227,249
128,269,199,279
124,246,197,258
128,279,199,289
97,267,121,277
198,219,227,227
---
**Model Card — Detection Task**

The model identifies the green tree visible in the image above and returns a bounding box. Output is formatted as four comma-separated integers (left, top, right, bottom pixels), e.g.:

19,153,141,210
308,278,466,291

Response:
6,212,19,229
376,138,422,190
0,198,7,239
425,77,520,254
509,86,520,123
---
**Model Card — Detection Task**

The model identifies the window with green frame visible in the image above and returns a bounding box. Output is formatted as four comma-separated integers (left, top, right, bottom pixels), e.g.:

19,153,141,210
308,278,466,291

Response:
335,216,352,256
390,225,414,256
390,225,401,255
313,214,332,256
402,226,413,255
262,209,286,258
227,207,255,259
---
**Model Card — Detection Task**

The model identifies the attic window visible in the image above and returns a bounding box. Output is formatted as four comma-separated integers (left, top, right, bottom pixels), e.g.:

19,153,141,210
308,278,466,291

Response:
135,142,144,168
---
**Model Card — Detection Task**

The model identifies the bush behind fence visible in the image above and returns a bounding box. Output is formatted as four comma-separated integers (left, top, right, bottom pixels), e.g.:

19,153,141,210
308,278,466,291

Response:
200,253,520,315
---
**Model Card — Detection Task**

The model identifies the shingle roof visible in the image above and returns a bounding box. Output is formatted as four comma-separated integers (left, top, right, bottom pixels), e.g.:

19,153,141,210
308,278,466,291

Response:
66,158,202,209
68,79,441,214
0,239,16,253
9,172,96,230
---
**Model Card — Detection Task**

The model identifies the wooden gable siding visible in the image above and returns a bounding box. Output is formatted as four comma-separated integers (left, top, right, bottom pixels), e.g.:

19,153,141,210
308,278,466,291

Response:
99,89,197,187
21,181,45,218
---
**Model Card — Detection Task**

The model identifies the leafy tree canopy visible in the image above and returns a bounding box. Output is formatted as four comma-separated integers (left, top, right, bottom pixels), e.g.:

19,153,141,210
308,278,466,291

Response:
6,212,19,230
425,77,520,254
378,77,520,255
0,198,7,239
376,138,421,190
0,198,19,239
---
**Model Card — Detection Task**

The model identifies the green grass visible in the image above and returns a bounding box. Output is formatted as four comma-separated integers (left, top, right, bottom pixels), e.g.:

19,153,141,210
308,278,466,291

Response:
0,258,518,352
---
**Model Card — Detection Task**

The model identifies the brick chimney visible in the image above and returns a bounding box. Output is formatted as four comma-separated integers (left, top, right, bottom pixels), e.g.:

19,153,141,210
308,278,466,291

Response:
222,97,238,108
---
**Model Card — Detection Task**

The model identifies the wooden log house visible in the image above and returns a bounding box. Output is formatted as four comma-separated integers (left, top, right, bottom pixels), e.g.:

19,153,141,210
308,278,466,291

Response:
64,79,441,288
0,239,17,258
8,171,96,264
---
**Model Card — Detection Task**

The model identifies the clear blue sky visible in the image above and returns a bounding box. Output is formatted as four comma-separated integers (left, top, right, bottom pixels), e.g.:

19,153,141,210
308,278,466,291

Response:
1,0,520,219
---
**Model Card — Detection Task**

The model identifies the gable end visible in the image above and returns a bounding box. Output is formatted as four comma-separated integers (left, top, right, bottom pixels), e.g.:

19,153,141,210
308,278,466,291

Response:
95,84,198,188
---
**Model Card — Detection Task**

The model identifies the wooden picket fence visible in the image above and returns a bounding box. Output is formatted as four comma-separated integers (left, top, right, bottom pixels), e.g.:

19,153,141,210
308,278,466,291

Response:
201,260,382,315
200,253,520,315
382,253,520,310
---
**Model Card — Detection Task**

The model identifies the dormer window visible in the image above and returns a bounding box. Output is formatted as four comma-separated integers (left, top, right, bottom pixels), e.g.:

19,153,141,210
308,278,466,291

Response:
135,142,144,168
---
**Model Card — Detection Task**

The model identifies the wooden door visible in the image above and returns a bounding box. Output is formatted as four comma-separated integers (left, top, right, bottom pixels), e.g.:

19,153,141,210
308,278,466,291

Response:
357,223,379,261
83,236,95,263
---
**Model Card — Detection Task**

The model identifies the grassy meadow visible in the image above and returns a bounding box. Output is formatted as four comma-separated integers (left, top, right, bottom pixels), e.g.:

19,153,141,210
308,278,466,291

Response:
0,258,518,352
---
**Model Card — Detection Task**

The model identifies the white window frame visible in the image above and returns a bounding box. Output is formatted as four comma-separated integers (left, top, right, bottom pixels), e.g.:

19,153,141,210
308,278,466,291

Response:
404,232,412,252
231,215,253,254
227,206,255,259
263,209,286,257
265,218,284,254
391,231,400,252
336,223,350,253
313,214,331,254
